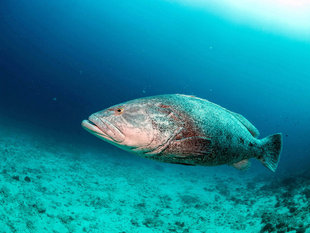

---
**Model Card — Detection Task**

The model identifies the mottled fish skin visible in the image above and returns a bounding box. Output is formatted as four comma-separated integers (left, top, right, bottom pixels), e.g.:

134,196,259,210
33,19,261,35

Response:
82,94,282,171
136,94,260,166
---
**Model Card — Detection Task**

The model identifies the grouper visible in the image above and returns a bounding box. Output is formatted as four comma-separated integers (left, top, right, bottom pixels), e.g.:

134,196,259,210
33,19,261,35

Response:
82,94,282,172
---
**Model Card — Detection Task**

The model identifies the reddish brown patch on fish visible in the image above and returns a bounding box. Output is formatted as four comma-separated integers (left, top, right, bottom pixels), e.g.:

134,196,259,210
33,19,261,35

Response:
157,103,204,140
157,104,182,123
159,104,170,109
175,112,205,140
175,126,202,140
155,103,213,162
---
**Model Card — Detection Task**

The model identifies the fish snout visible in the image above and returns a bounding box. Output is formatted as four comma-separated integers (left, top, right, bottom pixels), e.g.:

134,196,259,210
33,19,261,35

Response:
88,114,125,143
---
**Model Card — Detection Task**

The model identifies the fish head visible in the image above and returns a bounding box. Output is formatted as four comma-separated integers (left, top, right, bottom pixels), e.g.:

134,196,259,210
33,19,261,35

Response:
82,97,182,153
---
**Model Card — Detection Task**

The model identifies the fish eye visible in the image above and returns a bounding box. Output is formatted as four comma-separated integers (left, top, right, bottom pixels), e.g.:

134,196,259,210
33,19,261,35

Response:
115,107,124,115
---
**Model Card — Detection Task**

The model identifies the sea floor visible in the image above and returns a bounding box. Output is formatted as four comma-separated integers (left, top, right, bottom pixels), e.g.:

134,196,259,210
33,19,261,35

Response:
0,121,309,233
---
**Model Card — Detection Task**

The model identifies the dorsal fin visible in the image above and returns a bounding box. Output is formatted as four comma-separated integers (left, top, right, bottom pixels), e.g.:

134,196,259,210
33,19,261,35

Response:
178,94,260,138
219,106,260,138
230,112,260,138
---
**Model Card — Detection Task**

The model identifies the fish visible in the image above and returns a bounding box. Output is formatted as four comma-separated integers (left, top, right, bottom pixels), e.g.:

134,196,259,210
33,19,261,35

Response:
82,94,282,172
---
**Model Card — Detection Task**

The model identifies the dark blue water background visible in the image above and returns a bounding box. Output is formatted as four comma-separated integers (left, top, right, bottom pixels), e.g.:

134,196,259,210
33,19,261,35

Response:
1,0,310,172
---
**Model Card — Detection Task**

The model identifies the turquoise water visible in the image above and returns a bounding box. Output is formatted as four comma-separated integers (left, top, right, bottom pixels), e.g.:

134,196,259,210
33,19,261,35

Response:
0,0,310,232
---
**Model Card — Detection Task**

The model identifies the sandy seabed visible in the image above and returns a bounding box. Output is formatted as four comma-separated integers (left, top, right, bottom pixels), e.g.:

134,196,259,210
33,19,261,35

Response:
0,122,309,233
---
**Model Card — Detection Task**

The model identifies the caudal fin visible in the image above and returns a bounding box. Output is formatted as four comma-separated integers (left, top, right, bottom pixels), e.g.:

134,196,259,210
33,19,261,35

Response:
258,133,282,172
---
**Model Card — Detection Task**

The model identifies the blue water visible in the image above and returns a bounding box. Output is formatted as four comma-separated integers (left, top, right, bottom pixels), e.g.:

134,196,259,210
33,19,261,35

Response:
1,0,310,232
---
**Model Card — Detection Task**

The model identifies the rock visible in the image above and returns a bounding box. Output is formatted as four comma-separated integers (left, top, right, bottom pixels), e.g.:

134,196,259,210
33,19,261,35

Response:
302,189,310,199
58,214,74,224
0,186,10,198
12,175,19,181
175,221,185,227
32,201,46,214
296,227,306,233
142,217,163,228
289,207,297,213
261,223,275,233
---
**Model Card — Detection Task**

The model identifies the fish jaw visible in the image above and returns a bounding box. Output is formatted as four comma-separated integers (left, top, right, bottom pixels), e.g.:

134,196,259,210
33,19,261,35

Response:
81,119,112,142
81,116,125,143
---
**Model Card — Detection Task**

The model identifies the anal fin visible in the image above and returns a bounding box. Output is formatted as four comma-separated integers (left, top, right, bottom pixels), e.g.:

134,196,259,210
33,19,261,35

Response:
232,159,251,170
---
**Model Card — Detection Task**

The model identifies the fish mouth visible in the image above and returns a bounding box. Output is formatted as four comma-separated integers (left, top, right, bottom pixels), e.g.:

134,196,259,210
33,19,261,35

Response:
81,116,125,143
81,119,106,137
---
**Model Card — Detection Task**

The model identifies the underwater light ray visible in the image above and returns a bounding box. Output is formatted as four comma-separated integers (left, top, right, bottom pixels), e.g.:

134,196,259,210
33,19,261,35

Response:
168,0,310,40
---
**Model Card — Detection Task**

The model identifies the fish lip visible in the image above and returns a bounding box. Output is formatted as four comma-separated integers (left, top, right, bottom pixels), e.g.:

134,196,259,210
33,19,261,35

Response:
82,115,125,143
98,117,125,143
81,119,109,138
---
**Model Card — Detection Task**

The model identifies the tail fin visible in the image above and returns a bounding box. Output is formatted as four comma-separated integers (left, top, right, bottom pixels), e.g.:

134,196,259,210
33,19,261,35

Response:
258,133,282,172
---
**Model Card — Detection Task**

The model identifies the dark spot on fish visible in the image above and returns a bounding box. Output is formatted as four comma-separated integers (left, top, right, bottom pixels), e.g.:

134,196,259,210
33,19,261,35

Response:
239,137,244,144
249,142,254,147
223,147,228,154
226,134,232,140
206,152,216,161
231,153,238,159
196,154,205,161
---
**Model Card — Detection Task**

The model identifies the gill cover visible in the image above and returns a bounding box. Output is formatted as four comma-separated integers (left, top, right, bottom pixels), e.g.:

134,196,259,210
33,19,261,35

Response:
142,103,184,154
